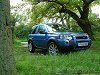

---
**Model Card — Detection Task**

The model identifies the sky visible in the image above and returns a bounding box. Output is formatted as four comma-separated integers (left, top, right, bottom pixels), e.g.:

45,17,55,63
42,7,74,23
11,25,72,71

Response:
92,5,100,17
10,0,23,6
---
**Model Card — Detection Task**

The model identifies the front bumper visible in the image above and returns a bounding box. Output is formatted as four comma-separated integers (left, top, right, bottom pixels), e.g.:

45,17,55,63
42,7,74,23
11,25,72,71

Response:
57,39,91,50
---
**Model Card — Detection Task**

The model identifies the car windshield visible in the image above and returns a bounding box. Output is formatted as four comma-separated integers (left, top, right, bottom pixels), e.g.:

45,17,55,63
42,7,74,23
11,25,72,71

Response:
47,24,69,32
46,25,56,33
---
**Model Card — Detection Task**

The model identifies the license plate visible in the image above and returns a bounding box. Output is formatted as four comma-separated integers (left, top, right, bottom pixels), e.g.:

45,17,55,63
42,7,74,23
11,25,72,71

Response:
78,42,88,46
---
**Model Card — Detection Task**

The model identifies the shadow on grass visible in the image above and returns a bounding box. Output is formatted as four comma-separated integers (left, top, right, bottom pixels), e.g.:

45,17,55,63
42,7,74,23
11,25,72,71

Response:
14,45,89,56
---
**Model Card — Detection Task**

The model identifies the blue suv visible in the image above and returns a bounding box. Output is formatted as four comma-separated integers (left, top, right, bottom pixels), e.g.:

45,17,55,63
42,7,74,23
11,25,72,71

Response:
28,24,91,55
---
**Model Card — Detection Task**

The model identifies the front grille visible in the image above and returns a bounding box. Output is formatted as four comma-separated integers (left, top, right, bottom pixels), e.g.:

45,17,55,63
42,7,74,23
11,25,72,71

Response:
76,36,87,39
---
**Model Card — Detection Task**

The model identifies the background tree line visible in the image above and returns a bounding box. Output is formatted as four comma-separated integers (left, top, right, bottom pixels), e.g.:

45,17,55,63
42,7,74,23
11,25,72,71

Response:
12,0,100,39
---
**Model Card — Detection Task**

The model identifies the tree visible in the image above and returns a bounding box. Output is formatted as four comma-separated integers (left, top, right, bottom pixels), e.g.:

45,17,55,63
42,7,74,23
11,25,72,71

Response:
26,0,98,39
0,0,16,75
10,1,32,39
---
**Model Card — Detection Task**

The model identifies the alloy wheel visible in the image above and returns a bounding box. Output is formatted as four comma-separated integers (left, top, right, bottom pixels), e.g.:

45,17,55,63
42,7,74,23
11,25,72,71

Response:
48,42,59,55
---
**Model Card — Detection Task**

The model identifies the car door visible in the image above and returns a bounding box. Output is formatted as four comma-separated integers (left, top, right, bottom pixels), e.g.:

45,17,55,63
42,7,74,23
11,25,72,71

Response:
29,25,39,47
33,25,47,48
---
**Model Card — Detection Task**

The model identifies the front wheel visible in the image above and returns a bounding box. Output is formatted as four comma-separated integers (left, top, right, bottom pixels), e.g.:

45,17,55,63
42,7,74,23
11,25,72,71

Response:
28,41,35,53
48,42,59,55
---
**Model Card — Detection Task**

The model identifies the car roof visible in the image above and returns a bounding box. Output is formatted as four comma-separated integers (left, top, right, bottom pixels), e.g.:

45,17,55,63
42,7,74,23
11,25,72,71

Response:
32,23,62,29
32,24,47,29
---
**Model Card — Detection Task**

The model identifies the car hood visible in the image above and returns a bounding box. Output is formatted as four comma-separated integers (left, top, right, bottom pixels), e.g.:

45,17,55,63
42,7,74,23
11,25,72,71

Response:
54,32,87,36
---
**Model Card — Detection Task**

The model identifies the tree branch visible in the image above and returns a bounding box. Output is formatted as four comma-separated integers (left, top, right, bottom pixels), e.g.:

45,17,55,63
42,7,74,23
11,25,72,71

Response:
64,8,80,22
82,0,86,3
87,0,95,4
45,0,80,22
82,0,94,4
47,0,64,6
34,0,83,22
76,6,82,16
81,0,95,19
82,0,95,5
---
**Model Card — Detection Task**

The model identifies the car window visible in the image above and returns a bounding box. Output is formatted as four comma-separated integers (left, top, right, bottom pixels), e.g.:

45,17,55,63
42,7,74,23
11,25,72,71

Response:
38,25,46,33
31,26,38,34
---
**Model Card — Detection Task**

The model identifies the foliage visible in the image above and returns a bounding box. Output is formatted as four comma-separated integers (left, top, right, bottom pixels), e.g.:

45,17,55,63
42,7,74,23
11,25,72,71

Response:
10,2,33,39
24,0,100,39
10,0,100,41
11,2,31,26
89,13,100,32
24,0,91,22
14,25,31,38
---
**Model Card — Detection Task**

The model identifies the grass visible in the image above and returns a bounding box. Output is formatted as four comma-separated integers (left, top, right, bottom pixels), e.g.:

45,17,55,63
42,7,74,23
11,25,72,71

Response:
14,33,100,75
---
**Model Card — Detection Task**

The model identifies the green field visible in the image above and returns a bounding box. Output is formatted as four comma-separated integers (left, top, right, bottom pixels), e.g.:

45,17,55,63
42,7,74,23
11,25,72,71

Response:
14,33,100,75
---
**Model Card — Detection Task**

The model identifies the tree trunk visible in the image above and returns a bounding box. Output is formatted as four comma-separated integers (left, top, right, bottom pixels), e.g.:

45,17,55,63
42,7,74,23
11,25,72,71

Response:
77,19,94,40
62,1,94,40
78,2,94,40
0,0,16,75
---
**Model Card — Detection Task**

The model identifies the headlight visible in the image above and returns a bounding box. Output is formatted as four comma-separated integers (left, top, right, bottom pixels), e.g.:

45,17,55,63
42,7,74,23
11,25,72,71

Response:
85,33,90,39
59,34,64,39
60,34,72,40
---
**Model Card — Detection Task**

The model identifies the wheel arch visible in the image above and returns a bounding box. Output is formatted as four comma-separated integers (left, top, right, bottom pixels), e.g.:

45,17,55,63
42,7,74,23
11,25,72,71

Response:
28,39,32,44
28,39,37,48
47,37,58,46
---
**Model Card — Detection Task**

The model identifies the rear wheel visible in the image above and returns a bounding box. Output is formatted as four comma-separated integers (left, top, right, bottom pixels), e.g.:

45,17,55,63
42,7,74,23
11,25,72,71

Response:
28,41,35,53
48,42,59,55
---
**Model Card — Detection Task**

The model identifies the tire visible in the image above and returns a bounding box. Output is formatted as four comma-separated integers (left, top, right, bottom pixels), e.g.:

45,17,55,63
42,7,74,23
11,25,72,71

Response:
28,41,35,53
48,42,59,55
